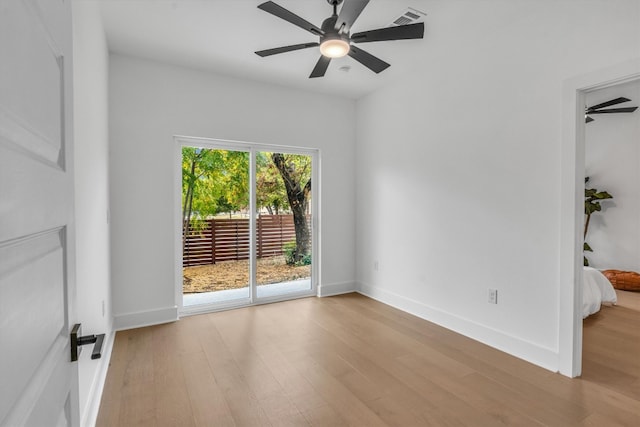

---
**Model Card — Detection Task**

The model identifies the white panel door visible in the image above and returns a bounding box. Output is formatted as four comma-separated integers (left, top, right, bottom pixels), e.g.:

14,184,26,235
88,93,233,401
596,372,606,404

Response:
0,0,79,426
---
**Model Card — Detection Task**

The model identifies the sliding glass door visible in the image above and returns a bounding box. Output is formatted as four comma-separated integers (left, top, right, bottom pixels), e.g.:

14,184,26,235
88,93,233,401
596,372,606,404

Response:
181,147,251,308
255,151,313,299
177,138,317,313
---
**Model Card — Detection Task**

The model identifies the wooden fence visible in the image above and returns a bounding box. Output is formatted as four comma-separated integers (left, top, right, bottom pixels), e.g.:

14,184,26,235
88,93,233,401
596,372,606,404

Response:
182,215,301,267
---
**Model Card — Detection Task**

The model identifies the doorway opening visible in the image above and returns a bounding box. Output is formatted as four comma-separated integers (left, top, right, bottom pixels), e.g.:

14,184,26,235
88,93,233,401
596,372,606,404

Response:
581,78,640,389
174,137,318,315
559,60,640,377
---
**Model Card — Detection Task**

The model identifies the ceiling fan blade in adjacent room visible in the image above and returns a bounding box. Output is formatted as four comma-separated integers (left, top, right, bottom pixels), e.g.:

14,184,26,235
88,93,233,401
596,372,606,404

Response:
258,1,323,35
335,0,369,33
309,55,331,78
585,116,594,123
586,97,631,112
587,107,638,114
256,42,319,57
351,22,424,43
348,45,390,73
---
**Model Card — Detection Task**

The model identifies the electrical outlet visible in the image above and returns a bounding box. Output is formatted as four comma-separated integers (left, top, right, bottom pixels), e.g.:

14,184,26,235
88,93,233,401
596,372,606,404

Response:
488,289,498,304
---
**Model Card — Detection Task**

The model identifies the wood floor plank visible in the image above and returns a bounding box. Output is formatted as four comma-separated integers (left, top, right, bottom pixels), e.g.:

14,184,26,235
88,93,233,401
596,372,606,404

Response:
152,351,195,427
95,331,130,427
180,351,236,427
431,344,591,424
301,404,348,426
304,339,384,403
198,318,273,427
117,380,157,426
208,308,314,426
256,391,311,427
97,292,640,426
256,342,329,414
578,411,631,427
396,354,543,426
285,346,388,427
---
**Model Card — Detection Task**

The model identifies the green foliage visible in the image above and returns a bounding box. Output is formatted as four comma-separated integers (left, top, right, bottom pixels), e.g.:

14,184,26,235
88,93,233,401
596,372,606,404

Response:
583,242,593,266
223,150,250,212
271,153,312,263
182,149,311,219
182,148,313,267
299,252,312,266
584,189,613,217
283,241,296,265
583,177,613,266
182,147,249,218
256,152,289,214
282,240,311,266
256,152,311,215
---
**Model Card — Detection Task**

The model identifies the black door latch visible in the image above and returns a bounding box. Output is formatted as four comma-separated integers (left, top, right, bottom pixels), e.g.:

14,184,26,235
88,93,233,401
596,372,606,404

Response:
70,324,105,362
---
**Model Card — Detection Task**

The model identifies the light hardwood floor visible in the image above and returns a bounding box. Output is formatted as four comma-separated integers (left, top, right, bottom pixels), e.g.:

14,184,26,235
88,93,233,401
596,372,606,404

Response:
97,292,640,426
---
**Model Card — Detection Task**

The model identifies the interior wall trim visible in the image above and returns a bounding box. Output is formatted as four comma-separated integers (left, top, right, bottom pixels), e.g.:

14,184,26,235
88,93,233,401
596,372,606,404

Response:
357,282,559,372
81,322,114,427
113,306,178,331
318,281,356,297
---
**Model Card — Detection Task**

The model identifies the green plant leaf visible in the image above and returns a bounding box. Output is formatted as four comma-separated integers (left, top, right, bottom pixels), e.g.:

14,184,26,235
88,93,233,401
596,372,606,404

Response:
584,242,593,252
585,188,597,197
585,203,599,215
594,191,613,200
584,256,589,266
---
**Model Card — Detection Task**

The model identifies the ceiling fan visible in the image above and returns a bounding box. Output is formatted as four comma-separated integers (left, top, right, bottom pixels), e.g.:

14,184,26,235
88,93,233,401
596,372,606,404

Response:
585,97,638,123
255,0,425,78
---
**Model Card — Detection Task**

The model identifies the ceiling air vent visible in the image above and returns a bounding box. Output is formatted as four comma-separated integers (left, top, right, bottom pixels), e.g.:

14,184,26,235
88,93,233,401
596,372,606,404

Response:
389,7,427,27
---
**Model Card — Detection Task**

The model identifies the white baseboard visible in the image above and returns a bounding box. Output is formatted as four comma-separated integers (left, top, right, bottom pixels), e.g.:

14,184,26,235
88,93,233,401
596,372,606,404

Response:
318,281,356,297
113,305,178,331
82,322,115,427
357,282,559,372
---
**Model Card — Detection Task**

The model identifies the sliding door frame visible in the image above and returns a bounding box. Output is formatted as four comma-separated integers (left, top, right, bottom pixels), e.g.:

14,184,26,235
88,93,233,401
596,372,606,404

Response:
174,135,319,316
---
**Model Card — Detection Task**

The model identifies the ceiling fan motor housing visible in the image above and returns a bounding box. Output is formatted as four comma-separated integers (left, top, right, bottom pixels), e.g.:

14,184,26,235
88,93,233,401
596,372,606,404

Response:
320,15,349,45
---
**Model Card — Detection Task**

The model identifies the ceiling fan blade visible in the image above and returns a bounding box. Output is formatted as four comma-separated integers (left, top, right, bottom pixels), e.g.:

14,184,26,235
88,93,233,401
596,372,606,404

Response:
257,1,323,36
587,107,638,114
348,45,390,73
351,22,424,43
335,0,369,33
586,97,631,111
256,42,319,57
309,55,331,78
585,116,595,123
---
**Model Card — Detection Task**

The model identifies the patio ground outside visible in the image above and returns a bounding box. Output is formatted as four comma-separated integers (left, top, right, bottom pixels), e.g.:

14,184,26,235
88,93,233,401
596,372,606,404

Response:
183,255,311,293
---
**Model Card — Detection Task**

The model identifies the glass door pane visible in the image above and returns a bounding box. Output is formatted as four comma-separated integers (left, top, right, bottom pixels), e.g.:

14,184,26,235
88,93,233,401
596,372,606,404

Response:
181,147,251,307
255,151,312,299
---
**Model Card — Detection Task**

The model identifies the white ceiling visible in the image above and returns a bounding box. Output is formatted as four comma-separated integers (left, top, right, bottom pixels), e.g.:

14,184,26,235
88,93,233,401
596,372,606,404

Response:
99,0,431,99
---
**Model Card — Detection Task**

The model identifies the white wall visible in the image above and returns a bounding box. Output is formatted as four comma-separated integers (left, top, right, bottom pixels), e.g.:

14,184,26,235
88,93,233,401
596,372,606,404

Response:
356,0,640,371
109,55,356,328
585,80,640,271
72,2,113,425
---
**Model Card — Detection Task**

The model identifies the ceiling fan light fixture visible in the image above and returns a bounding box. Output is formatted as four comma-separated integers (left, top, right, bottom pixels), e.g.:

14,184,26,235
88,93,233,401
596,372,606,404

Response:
255,0,425,78
319,37,350,58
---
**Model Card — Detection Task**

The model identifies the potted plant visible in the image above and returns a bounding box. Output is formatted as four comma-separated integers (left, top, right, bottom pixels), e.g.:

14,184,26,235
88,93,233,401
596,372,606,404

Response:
584,177,613,266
